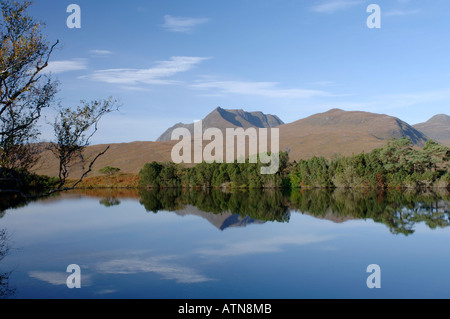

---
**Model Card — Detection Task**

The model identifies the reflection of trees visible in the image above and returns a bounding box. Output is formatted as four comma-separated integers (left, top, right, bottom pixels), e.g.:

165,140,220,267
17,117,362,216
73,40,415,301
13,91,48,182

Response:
0,191,60,218
137,188,449,232
99,197,121,207
289,188,450,236
138,188,290,223
0,193,31,219
139,188,185,213
1,229,15,299
0,187,448,236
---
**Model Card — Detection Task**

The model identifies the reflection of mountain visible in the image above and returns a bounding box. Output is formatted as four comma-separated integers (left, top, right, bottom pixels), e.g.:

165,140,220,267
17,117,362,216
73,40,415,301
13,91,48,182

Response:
173,205,265,231
1,187,449,236
136,188,450,235
138,188,291,225
301,208,356,224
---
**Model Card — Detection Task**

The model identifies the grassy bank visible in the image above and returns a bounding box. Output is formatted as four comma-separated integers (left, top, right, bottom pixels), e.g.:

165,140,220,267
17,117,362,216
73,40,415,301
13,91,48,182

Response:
67,173,140,189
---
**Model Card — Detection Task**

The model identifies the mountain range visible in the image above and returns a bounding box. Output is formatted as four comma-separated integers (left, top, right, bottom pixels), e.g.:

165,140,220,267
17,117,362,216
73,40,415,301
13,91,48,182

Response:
32,108,450,177
157,107,284,142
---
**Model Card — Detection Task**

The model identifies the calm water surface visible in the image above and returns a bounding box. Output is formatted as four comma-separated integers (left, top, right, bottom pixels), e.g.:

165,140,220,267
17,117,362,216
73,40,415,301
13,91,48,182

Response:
0,188,449,299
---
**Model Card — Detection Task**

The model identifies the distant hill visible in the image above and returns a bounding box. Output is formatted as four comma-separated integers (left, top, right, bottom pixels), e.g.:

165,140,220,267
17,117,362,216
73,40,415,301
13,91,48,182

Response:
33,108,432,178
413,114,450,147
156,107,284,142
278,108,428,160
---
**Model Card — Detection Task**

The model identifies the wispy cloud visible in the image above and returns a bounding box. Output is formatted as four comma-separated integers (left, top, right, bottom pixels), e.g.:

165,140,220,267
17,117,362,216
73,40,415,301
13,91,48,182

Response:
96,256,213,284
384,9,421,16
319,87,450,113
377,88,450,108
89,49,113,56
28,271,92,286
309,81,336,87
84,56,209,85
162,15,210,33
197,234,332,257
117,85,151,92
311,0,363,13
191,80,330,99
42,59,88,74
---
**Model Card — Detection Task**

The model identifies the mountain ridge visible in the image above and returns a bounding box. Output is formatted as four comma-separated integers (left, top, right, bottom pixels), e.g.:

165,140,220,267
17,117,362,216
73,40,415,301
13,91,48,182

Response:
156,107,284,142
32,108,448,178
413,114,450,147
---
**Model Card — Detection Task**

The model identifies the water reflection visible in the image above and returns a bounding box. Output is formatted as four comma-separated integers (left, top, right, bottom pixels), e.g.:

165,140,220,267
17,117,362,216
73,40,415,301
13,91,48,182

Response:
99,197,121,207
1,187,449,235
0,187,449,299
0,229,15,299
291,188,450,235
136,188,449,235
138,188,291,230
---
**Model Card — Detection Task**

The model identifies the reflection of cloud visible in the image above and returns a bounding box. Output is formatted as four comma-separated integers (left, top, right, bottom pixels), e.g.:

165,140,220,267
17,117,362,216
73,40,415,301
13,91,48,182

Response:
197,234,332,257
28,271,92,286
96,257,213,284
95,289,118,295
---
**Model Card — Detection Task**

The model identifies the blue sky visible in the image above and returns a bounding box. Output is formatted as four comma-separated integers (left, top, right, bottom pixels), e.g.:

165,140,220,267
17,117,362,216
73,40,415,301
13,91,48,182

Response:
28,0,450,144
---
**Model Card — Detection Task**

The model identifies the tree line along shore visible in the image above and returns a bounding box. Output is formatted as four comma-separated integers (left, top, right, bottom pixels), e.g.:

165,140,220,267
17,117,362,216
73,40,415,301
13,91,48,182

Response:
69,138,449,191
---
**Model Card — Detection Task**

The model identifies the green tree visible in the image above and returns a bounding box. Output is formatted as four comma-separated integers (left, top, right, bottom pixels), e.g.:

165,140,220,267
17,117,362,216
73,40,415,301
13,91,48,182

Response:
139,161,163,188
99,166,121,176
423,140,449,172
0,1,58,172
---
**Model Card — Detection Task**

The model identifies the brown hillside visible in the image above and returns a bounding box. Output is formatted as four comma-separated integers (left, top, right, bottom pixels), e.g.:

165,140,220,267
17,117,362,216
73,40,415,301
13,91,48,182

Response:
279,109,428,160
413,114,450,147
33,141,177,179
32,108,429,178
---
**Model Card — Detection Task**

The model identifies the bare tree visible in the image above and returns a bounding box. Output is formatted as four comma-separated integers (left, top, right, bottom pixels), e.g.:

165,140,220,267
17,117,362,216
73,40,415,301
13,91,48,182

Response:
50,98,120,192
0,1,119,197
0,1,58,172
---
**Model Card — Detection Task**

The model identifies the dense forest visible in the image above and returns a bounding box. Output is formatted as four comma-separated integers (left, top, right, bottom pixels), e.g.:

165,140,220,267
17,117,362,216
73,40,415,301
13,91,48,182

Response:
139,138,450,190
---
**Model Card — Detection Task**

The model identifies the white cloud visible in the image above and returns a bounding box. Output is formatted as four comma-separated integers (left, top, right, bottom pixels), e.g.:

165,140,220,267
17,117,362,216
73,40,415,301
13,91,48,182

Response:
95,289,118,295
42,59,88,74
377,88,450,108
191,80,330,99
28,271,92,286
89,49,113,56
311,0,363,13
162,15,210,33
309,81,336,87
117,85,151,92
315,87,450,114
84,56,209,85
96,256,213,284
197,234,332,257
384,9,421,16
